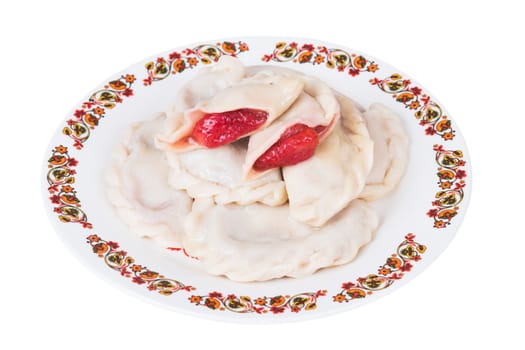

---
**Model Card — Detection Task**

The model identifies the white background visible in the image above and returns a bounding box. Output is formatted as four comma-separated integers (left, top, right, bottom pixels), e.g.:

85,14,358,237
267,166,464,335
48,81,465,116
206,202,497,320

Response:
1,0,522,348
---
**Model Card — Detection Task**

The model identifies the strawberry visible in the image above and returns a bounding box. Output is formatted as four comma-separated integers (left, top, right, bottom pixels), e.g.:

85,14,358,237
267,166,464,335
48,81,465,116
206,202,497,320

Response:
253,123,319,171
191,109,268,148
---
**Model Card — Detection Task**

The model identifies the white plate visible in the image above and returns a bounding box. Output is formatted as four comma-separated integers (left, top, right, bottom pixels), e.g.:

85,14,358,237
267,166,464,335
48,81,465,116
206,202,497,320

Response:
42,37,471,323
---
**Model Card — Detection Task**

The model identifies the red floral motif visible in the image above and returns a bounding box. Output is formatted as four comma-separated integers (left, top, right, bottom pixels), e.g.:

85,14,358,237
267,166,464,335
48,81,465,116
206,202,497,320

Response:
143,41,249,86
86,235,193,296
62,75,136,149
47,145,91,228
262,42,378,77
332,234,426,303
427,145,467,228
370,74,456,141
189,290,327,314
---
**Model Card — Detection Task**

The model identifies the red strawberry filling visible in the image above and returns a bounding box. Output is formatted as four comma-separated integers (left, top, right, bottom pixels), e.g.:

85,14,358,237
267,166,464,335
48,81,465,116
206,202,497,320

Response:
253,123,320,171
191,109,268,148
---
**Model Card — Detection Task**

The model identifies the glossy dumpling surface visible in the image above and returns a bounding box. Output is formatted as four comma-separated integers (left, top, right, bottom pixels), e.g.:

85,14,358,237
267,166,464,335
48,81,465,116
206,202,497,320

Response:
155,69,304,151
172,55,246,111
243,66,341,179
359,103,409,200
183,198,378,282
282,94,374,227
106,113,192,246
166,139,287,206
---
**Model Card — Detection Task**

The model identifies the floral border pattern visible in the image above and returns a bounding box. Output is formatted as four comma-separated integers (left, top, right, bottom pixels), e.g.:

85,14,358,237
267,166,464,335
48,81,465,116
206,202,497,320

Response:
63,75,136,149
427,145,467,228
47,145,91,229
188,290,327,314
370,74,456,141
87,234,194,295
262,42,378,76
333,234,426,303
143,41,249,85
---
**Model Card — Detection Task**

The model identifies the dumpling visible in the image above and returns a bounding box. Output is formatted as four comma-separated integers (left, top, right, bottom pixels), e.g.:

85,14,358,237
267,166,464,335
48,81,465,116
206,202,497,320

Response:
281,94,374,227
107,55,411,284
172,55,245,111
183,198,378,282
106,113,192,246
158,56,246,153
243,67,340,179
359,103,409,200
155,69,304,152
165,139,287,206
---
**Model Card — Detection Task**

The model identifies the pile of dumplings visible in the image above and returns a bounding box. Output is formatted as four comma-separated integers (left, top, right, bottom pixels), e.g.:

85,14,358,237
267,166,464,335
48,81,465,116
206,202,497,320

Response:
106,57,409,282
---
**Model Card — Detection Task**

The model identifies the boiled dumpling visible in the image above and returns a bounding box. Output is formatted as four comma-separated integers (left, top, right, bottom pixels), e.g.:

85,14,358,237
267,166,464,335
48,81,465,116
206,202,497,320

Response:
359,103,409,200
165,139,287,206
106,57,410,283
183,198,378,282
155,69,304,152
157,56,246,152
172,55,245,111
242,66,341,179
106,113,192,246
282,94,374,227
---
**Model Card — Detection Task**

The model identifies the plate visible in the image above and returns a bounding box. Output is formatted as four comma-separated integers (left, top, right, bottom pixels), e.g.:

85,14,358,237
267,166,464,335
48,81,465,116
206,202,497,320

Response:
42,37,471,322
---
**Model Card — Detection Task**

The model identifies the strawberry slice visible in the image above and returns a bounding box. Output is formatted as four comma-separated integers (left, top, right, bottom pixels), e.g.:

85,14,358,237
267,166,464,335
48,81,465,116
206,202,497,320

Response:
191,109,268,148
253,123,320,171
